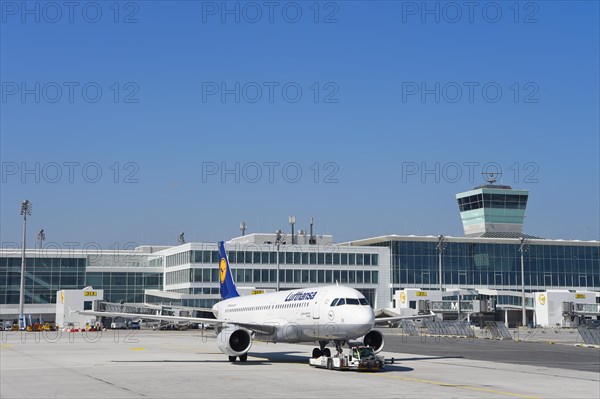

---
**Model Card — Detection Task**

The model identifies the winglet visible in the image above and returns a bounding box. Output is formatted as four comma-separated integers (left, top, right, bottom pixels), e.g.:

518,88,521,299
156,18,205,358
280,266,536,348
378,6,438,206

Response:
218,241,240,300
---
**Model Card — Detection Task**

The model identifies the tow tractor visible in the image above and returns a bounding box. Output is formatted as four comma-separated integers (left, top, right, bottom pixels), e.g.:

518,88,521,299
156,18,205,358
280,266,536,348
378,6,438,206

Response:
309,345,385,371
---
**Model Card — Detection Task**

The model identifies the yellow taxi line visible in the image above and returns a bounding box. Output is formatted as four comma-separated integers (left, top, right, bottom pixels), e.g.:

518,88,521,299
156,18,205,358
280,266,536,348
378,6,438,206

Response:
370,373,544,399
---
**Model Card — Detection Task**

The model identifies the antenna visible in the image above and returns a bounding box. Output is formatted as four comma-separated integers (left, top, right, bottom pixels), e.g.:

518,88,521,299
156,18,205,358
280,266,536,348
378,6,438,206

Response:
482,171,501,185
37,229,45,250
289,216,296,245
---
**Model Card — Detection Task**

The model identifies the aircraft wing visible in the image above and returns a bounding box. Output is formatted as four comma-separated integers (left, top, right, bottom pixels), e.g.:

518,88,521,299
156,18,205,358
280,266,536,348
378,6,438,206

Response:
78,310,220,325
77,310,277,334
374,312,436,325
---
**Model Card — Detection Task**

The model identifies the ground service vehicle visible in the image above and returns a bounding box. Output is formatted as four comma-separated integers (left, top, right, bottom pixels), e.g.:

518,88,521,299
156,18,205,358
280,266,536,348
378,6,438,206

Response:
110,321,127,329
309,346,385,371
127,321,140,329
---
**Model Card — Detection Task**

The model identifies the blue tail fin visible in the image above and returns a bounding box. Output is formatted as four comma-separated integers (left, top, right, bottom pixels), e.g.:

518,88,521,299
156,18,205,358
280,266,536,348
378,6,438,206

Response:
218,241,240,300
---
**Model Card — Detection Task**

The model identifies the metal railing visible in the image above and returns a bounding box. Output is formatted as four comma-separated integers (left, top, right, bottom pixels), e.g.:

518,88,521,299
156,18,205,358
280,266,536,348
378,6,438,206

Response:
484,321,512,340
577,326,600,345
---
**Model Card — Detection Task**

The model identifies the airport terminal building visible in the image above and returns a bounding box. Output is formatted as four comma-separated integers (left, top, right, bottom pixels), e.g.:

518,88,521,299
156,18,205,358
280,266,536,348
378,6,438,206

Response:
1,184,598,326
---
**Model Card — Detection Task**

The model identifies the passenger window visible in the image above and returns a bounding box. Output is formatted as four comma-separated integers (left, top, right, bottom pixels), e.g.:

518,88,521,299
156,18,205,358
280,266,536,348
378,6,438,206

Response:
330,298,339,307
336,298,345,306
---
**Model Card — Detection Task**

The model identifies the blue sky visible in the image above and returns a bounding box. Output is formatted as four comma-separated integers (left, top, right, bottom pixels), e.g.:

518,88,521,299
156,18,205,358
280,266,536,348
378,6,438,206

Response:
1,1,599,248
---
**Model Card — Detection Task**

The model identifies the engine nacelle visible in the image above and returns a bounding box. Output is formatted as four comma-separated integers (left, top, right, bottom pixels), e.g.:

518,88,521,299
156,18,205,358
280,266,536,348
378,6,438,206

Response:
347,329,384,353
216,326,252,357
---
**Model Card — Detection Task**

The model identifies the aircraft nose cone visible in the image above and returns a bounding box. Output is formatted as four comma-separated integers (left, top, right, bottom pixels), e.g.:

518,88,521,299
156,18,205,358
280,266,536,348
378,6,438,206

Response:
364,307,375,326
353,307,375,335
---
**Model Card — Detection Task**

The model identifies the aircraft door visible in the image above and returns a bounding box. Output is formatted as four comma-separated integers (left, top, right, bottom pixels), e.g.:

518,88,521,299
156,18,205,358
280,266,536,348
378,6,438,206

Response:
312,300,320,319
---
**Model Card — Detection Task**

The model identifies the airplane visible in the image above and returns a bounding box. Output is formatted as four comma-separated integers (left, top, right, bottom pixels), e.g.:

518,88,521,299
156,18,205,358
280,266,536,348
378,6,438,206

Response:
80,241,434,362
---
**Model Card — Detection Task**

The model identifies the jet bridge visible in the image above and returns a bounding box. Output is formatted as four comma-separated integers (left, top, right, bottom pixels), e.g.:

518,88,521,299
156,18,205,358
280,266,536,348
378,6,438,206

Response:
561,302,600,327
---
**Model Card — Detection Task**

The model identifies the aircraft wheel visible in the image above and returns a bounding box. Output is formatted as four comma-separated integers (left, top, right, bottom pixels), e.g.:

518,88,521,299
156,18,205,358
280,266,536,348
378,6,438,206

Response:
228,356,237,362
239,354,248,362
323,348,331,357
312,348,322,358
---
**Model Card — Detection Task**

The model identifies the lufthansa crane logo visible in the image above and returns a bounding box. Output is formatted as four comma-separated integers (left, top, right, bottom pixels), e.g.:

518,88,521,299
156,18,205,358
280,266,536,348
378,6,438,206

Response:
400,292,406,303
538,294,546,305
219,258,227,283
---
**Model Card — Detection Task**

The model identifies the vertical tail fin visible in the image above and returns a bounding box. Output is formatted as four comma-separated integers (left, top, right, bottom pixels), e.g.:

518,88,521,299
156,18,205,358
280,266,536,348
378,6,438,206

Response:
218,241,240,300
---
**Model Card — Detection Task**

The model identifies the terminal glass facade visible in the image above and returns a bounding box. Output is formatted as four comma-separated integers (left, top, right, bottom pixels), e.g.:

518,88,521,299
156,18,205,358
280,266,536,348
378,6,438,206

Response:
371,240,600,291
0,256,86,305
85,272,162,303
0,253,163,306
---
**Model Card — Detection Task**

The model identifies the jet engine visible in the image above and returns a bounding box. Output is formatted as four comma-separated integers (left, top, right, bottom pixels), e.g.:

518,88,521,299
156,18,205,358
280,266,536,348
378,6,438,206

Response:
216,325,252,357
347,329,384,353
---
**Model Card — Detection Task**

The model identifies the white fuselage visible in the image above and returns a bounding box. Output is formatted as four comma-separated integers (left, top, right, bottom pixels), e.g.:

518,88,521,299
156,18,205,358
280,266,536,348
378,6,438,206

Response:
212,285,375,343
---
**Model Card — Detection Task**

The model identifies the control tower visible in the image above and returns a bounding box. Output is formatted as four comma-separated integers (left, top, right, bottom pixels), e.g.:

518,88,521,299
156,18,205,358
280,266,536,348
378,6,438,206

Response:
456,173,529,237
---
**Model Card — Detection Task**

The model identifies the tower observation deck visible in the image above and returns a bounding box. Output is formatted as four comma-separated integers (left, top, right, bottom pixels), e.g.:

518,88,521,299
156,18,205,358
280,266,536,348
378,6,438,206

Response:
456,180,529,238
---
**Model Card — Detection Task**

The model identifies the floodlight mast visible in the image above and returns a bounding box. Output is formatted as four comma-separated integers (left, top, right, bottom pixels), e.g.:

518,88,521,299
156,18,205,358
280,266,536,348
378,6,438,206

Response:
436,235,447,292
19,200,32,330
519,237,530,327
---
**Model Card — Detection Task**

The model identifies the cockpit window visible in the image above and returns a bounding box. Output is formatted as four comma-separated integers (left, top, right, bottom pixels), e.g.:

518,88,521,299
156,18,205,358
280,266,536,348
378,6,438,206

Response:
331,298,368,306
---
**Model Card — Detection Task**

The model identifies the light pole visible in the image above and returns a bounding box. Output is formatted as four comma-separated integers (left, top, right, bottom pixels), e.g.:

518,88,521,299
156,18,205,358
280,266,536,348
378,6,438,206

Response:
275,230,283,292
37,229,45,250
436,235,447,292
240,222,247,236
519,237,530,327
19,200,32,330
